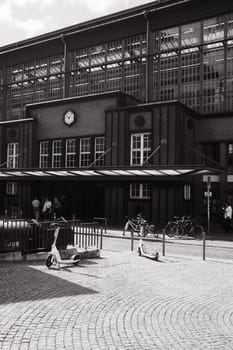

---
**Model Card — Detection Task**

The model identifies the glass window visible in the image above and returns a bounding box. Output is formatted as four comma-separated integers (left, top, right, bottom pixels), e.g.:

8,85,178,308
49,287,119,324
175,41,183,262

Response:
181,22,201,47
227,13,233,38
6,182,18,195
203,43,224,113
65,139,76,168
184,184,191,200
227,143,233,167
131,133,151,166
52,140,62,168
39,141,49,168
160,27,179,52
130,183,151,199
80,138,91,167
203,16,225,43
202,143,220,166
7,142,19,168
94,136,105,166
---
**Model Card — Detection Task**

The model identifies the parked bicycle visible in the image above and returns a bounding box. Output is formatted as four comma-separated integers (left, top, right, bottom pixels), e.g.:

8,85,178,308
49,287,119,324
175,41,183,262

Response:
123,214,158,238
165,216,204,239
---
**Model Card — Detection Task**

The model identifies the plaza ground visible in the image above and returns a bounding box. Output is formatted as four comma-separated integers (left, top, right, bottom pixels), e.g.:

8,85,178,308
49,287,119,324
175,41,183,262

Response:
1,234,233,349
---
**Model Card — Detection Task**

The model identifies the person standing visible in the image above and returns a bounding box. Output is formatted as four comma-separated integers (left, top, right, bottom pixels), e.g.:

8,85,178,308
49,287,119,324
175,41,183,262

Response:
53,197,62,219
224,202,232,233
31,197,40,221
42,197,52,221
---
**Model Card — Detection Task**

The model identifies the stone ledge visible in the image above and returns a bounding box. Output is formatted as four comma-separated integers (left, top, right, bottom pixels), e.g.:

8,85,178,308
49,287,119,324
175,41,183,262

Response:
0,247,100,261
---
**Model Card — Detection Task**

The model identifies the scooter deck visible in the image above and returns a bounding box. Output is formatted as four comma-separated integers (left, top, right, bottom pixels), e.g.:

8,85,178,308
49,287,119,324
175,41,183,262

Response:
138,241,159,261
58,259,80,265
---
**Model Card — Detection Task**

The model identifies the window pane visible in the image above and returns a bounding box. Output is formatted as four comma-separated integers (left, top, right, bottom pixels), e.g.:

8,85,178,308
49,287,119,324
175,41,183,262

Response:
39,141,49,168
203,16,225,43
181,22,201,47
7,143,19,168
80,138,91,167
95,136,105,166
66,139,76,168
52,140,62,168
131,133,151,166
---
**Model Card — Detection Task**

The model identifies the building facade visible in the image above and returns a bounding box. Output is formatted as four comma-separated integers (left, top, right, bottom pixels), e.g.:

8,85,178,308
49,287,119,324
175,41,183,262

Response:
0,0,232,225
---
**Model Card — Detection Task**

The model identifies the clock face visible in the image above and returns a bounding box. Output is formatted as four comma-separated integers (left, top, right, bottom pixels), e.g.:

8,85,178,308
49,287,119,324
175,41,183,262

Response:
63,110,76,126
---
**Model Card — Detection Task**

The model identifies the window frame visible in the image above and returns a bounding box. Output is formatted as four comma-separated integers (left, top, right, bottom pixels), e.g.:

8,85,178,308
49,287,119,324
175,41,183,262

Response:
130,132,151,166
39,141,49,168
130,183,151,199
7,142,19,169
52,139,63,168
65,139,76,168
79,137,91,167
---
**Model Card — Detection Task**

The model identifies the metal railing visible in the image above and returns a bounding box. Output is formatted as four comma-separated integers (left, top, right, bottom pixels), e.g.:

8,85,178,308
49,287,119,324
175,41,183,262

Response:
0,219,103,255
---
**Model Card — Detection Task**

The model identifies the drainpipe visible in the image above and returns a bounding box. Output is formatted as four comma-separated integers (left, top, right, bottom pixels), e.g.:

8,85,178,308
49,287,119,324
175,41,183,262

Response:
60,34,67,99
144,10,150,103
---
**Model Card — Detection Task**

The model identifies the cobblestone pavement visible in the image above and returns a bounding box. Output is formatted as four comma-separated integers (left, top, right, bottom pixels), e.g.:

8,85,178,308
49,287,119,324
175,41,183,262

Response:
1,250,233,349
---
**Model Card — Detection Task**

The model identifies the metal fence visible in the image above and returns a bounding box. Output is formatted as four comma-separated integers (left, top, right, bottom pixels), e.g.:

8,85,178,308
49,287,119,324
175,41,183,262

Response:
0,219,103,255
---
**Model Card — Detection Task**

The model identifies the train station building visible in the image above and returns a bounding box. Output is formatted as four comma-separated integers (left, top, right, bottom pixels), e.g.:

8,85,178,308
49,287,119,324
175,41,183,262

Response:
0,0,232,225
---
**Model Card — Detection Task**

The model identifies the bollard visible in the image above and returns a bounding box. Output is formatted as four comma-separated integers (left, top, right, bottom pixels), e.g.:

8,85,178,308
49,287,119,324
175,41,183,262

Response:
203,230,206,261
162,229,165,256
130,231,134,251
100,227,103,250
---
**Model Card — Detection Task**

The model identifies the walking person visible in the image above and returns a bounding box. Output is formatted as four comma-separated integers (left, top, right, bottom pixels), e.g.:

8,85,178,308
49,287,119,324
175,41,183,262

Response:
42,197,52,221
224,202,232,233
31,197,40,221
53,197,62,219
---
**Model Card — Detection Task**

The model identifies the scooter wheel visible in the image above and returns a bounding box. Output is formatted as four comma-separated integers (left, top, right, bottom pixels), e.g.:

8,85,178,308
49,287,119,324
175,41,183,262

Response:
72,254,81,265
137,247,142,256
45,254,54,268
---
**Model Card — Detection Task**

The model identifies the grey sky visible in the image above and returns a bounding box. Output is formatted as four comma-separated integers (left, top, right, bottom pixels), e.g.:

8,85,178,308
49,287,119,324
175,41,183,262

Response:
0,0,153,47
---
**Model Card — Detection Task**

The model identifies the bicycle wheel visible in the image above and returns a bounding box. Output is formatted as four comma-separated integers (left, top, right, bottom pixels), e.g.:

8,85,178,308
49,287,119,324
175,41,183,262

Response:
190,225,204,239
45,254,54,268
165,223,176,237
171,224,184,236
144,224,157,238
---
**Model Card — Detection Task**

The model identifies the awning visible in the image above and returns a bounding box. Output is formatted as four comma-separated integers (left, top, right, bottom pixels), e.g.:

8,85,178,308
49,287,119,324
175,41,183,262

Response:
0,166,221,180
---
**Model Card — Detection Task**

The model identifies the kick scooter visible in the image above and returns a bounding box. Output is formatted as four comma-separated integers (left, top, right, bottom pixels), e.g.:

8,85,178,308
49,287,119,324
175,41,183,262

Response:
45,222,80,269
138,238,159,260
137,224,159,261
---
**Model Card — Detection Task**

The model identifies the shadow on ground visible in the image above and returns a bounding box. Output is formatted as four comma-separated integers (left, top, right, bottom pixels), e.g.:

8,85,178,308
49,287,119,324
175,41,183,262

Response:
0,260,98,305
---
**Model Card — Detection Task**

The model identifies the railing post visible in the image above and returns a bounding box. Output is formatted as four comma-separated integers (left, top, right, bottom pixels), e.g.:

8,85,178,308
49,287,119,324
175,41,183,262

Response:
100,227,103,250
162,229,165,256
203,230,206,261
130,231,134,251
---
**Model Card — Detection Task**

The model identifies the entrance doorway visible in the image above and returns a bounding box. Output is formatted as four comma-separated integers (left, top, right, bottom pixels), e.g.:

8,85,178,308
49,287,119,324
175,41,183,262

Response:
32,181,105,221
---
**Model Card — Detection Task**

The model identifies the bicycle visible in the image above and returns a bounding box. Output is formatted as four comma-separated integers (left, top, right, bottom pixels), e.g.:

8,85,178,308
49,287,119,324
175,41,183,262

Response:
165,216,204,239
123,215,158,238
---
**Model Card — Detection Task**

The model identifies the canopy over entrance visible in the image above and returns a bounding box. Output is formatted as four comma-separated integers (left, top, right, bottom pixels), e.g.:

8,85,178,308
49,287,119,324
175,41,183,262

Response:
0,165,222,181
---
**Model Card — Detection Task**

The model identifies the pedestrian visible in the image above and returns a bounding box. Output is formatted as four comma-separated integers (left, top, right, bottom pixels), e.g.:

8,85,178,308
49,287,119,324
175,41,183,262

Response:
224,202,232,233
42,197,52,221
31,197,40,221
53,197,62,219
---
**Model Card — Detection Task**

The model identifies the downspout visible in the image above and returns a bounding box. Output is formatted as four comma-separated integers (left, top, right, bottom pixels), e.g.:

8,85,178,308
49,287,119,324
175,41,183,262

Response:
60,34,67,99
144,10,150,103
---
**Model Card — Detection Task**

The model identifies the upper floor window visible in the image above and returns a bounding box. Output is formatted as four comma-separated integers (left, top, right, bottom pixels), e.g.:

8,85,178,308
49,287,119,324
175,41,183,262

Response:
7,142,19,168
52,140,62,168
94,136,105,166
130,183,151,199
131,133,151,166
80,138,91,167
65,139,76,168
39,141,49,168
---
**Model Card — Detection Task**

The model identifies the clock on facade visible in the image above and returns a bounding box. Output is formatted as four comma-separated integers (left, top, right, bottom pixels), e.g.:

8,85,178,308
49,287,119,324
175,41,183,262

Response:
63,109,76,126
